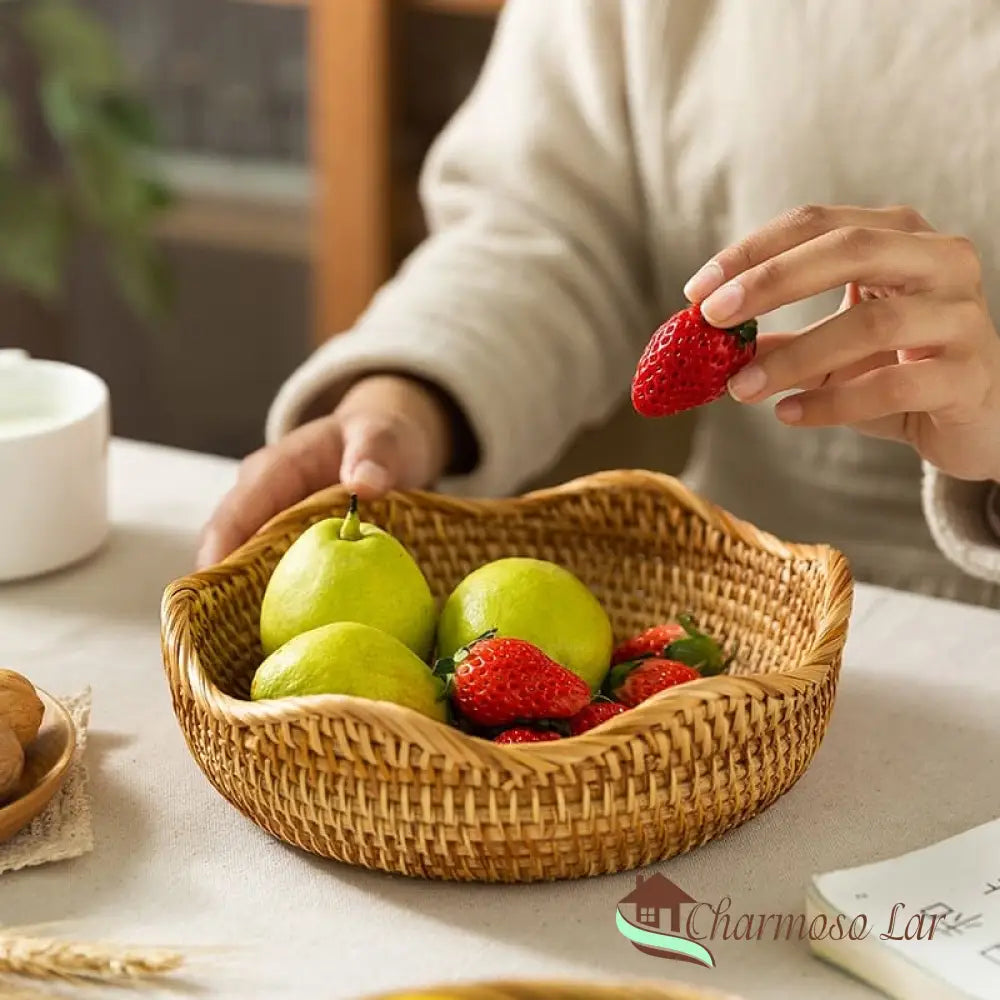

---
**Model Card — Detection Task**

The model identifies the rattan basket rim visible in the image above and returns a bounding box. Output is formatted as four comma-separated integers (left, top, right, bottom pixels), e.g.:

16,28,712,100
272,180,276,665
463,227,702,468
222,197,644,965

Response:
161,470,853,770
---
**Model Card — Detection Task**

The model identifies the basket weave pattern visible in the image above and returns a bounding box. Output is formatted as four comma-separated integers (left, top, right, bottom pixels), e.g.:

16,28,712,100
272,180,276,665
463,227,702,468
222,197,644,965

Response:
161,472,852,883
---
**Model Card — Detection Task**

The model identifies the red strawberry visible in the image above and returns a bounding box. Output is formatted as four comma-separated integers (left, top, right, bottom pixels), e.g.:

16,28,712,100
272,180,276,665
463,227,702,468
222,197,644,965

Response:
607,658,701,708
568,701,629,736
494,727,562,745
611,623,687,666
436,632,591,728
631,303,757,417
611,615,729,675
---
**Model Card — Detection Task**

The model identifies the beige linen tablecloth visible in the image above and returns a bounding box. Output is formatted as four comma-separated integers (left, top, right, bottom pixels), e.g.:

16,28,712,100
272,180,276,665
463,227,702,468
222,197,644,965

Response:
0,439,998,1000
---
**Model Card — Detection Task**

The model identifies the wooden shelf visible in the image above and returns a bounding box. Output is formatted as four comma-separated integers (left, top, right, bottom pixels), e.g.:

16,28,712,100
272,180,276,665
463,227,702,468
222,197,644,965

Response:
155,194,312,259
252,0,504,341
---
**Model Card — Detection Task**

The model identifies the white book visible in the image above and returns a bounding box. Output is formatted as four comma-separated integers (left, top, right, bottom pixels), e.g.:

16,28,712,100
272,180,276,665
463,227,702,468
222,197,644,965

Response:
807,818,1000,999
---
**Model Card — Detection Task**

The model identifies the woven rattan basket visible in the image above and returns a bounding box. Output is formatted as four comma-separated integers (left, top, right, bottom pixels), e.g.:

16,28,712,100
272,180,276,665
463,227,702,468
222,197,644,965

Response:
161,471,852,883
362,981,744,1000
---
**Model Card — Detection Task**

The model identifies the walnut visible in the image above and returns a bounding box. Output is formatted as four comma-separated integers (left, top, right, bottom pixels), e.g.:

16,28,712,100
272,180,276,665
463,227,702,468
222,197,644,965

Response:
0,724,24,802
0,669,45,748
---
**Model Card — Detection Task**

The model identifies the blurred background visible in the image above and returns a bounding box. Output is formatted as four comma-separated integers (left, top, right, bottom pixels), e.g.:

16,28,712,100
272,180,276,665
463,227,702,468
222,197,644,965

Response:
0,0,690,482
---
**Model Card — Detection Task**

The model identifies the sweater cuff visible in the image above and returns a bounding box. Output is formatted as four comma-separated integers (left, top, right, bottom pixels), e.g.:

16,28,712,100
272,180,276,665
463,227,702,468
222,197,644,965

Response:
922,462,1000,584
266,327,527,499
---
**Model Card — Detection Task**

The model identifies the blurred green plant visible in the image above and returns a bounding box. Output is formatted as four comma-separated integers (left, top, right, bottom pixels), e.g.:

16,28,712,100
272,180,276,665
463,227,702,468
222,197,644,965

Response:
0,0,173,319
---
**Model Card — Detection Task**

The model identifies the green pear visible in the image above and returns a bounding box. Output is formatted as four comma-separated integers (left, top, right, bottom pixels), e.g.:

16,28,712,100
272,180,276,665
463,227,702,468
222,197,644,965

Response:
251,621,447,722
436,557,613,691
259,495,436,658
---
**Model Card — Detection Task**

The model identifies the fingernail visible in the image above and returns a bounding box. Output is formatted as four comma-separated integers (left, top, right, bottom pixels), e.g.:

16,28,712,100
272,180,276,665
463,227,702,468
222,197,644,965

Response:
683,260,725,302
701,281,745,325
727,364,767,402
346,459,392,494
775,396,804,424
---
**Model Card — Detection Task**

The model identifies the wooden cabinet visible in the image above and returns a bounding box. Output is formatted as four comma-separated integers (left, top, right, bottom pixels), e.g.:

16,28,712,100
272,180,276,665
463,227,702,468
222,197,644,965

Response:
237,0,502,343
310,0,393,344
308,0,501,343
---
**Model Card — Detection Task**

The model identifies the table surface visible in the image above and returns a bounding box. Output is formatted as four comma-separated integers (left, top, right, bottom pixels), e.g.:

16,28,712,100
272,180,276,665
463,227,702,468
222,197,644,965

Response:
2,438,998,1000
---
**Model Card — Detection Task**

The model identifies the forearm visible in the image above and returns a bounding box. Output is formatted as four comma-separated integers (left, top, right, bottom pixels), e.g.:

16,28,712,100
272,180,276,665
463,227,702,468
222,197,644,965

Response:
268,0,654,497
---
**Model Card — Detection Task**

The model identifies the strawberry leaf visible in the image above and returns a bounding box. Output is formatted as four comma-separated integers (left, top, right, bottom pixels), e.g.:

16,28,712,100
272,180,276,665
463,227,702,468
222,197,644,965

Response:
432,654,458,683
666,614,729,676
725,318,758,347
432,627,501,692
531,718,571,737
603,658,645,697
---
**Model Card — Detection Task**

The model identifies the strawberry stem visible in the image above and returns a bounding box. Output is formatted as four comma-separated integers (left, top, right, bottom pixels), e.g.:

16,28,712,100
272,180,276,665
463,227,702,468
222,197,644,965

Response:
726,318,758,348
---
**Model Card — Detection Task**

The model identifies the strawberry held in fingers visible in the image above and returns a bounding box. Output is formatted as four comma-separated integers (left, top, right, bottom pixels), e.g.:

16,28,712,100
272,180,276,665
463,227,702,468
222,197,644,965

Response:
631,303,758,417
436,631,591,728
607,658,702,708
494,727,562,745
568,700,629,735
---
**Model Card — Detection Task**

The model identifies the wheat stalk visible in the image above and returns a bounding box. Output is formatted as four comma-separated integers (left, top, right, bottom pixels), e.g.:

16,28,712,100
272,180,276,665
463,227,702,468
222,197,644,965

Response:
0,928,182,986
0,983,65,1000
0,986,51,1000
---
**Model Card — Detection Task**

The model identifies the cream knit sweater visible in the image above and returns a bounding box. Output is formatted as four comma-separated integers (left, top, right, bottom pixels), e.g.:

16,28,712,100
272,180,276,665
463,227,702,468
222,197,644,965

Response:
269,0,1000,608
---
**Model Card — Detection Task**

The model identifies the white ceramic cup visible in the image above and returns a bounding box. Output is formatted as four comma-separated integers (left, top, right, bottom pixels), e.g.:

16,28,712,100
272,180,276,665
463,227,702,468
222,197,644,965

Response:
0,350,111,582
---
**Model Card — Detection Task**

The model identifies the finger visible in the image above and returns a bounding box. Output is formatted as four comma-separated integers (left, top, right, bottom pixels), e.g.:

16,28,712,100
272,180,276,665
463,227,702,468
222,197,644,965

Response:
753,300,844,355
701,229,980,328
338,415,416,499
684,204,931,302
753,332,831,391
728,295,968,402
753,331,800,357
197,417,344,568
772,359,958,429
752,331,891,391
715,285,855,386
752,303,846,361
847,414,914,442
749,298,883,390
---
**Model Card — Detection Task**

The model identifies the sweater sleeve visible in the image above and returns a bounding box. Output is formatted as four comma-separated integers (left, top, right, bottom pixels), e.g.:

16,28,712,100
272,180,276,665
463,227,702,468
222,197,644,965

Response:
266,0,656,497
922,464,1000,585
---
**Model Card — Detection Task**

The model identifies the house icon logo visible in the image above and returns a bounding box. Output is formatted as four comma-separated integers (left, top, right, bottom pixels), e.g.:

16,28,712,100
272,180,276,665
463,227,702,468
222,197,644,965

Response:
615,873,715,968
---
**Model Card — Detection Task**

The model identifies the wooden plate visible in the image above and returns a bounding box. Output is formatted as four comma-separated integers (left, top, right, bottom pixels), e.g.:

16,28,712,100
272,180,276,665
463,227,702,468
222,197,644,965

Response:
0,690,76,843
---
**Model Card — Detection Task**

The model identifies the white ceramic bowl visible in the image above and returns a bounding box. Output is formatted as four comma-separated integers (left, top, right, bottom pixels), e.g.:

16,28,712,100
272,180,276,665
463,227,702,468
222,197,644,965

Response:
0,350,110,582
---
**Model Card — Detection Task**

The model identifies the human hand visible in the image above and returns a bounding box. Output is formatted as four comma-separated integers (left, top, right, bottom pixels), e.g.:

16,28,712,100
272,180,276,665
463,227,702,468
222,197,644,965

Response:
196,374,453,568
684,205,1000,482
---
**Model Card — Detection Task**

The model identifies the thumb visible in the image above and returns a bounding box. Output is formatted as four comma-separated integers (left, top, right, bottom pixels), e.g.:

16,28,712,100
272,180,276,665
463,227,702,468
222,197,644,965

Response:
338,415,412,500
197,415,344,568
750,301,865,391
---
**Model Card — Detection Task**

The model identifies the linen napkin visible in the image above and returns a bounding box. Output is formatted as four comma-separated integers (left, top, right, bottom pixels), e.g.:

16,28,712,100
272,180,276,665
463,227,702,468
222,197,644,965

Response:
0,689,93,875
